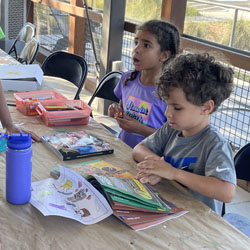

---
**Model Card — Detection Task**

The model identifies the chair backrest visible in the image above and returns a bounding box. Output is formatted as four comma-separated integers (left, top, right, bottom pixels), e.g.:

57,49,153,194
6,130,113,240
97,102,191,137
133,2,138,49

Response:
221,142,250,216
234,142,250,181
41,51,88,100
18,37,39,64
8,22,36,58
88,71,122,107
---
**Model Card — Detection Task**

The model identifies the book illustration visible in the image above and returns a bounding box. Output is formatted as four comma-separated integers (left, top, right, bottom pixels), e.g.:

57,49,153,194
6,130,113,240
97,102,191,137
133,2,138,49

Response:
50,159,134,179
30,166,113,225
41,131,114,161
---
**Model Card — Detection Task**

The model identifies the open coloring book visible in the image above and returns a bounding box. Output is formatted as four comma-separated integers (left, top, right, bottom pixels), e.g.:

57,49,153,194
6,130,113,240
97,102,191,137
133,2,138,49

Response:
30,166,113,225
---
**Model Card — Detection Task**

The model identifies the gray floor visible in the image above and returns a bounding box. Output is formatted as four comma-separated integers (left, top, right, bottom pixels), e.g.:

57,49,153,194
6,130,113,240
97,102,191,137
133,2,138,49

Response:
226,185,250,220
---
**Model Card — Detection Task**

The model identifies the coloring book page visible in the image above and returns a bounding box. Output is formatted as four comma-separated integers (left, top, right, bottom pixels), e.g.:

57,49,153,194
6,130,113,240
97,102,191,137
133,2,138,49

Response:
30,166,113,225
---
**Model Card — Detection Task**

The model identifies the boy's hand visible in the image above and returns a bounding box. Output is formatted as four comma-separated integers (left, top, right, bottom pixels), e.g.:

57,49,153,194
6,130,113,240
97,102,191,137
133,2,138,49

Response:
136,172,162,185
137,155,176,181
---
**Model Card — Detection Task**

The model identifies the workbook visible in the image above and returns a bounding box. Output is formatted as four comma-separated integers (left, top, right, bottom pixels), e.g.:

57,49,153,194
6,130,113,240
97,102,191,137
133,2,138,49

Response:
51,159,188,231
30,165,113,225
41,131,114,161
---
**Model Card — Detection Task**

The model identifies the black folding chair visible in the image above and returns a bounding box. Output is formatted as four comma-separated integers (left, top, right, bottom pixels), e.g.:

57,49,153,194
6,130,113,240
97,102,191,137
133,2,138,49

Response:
222,142,250,238
88,71,121,107
88,71,122,136
8,22,36,59
41,51,88,100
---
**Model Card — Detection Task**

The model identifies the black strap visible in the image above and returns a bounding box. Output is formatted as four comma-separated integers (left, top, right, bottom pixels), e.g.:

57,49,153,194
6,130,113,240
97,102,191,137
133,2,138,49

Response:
82,0,100,78
221,202,225,217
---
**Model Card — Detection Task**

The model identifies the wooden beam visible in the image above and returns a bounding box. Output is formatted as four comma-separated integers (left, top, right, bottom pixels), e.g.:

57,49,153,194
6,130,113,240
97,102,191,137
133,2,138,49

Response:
31,0,102,22
181,36,250,71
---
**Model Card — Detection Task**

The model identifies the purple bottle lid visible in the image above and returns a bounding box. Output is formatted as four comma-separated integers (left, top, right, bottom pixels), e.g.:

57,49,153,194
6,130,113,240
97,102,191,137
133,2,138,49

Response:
7,132,32,150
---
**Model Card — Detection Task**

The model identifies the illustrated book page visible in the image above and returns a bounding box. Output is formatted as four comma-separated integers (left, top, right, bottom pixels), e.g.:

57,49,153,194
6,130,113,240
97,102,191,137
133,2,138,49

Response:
30,166,113,225
50,159,134,179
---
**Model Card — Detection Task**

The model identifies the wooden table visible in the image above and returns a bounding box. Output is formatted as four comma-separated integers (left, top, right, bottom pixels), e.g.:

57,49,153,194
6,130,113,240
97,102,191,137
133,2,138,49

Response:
0,106,250,250
0,48,20,66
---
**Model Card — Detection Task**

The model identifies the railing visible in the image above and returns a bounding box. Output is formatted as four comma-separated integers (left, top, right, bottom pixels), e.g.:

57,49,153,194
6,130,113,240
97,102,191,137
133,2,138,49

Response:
31,0,249,152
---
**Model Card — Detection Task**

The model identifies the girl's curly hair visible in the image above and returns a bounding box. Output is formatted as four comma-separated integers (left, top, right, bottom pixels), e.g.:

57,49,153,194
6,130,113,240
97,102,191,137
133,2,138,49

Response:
157,53,234,113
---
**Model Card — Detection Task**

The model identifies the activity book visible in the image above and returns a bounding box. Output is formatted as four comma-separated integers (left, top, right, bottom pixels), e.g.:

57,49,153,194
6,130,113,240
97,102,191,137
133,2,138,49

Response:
49,159,188,231
41,130,114,161
30,166,113,225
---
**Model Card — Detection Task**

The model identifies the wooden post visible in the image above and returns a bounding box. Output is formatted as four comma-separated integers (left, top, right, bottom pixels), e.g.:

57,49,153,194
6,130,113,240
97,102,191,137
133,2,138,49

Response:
69,0,86,56
161,0,187,34
26,0,34,23
98,0,126,115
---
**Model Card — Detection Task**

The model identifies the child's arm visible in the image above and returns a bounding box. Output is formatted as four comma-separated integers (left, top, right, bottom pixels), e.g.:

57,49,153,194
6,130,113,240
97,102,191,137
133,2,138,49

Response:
132,142,160,162
137,156,235,203
0,82,17,133
0,82,40,141
116,113,156,137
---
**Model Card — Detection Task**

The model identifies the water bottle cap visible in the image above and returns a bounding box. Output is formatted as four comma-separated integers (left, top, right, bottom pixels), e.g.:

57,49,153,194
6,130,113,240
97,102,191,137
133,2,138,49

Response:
7,133,32,150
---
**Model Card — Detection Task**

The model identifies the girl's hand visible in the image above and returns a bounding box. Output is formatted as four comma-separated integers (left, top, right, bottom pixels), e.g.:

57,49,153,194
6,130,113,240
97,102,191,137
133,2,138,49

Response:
137,155,177,181
116,113,141,133
108,103,122,118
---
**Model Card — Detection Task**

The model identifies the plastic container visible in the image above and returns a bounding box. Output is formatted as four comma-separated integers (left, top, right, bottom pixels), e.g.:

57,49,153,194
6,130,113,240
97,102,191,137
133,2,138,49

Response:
5,133,32,204
14,89,67,116
0,138,7,152
36,99,92,126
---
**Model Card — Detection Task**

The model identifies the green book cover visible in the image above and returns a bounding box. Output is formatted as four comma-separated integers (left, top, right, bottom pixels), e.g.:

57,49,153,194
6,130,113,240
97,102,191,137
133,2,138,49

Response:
93,175,171,212
0,27,5,39
109,194,166,212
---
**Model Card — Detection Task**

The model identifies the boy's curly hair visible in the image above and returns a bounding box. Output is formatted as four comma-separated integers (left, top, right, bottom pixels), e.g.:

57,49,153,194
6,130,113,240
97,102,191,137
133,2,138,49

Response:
157,53,234,113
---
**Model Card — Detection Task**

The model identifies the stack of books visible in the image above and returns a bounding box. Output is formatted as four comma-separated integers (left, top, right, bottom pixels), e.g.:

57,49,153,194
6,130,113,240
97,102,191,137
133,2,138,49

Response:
50,159,188,231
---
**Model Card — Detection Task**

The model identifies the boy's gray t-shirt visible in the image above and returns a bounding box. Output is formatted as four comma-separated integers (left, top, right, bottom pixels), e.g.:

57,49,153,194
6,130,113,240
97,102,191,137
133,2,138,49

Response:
142,123,236,215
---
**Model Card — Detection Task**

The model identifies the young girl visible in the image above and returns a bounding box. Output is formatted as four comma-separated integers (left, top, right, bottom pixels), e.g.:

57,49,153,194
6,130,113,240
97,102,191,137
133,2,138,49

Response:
108,19,180,148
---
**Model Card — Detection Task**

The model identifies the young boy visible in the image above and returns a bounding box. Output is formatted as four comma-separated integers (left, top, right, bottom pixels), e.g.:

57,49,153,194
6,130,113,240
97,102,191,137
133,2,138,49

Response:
133,53,236,215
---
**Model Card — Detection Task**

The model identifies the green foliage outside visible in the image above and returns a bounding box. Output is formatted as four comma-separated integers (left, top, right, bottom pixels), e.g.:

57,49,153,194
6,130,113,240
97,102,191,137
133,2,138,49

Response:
87,0,104,10
88,0,162,21
125,0,162,22
185,7,201,17
184,7,250,53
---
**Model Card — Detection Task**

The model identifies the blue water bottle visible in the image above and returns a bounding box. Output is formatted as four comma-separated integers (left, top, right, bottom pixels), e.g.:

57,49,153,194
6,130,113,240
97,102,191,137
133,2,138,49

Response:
6,132,32,204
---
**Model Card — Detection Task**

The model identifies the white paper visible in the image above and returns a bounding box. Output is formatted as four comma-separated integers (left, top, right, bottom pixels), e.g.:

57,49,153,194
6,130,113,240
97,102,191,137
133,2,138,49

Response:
30,166,113,225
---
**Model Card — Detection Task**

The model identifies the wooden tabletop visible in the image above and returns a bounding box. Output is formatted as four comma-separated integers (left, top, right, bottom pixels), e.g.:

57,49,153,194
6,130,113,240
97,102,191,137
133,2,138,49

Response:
0,48,20,66
0,106,249,250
